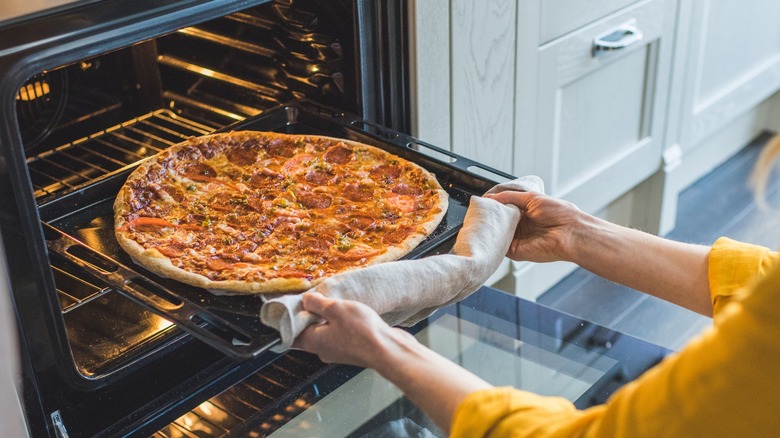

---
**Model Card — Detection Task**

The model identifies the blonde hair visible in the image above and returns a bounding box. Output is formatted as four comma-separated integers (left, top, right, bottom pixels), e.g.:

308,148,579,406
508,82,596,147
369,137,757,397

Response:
750,133,780,210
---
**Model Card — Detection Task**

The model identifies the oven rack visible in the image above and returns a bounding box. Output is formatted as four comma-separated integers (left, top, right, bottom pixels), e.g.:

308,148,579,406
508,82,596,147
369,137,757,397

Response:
28,109,217,200
50,253,189,379
152,351,342,438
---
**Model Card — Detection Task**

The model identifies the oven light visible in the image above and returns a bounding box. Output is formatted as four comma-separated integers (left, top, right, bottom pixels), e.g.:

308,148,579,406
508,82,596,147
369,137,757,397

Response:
16,81,50,101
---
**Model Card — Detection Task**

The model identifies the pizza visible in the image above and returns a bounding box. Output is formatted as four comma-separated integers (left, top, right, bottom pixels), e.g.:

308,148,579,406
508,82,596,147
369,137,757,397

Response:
113,131,448,295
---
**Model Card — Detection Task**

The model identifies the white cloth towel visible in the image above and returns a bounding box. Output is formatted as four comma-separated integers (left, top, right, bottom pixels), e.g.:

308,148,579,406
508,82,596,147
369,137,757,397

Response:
260,175,544,350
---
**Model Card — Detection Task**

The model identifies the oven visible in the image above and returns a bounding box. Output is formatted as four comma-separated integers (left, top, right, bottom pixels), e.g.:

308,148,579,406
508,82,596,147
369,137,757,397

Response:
0,1,670,436
0,0,482,435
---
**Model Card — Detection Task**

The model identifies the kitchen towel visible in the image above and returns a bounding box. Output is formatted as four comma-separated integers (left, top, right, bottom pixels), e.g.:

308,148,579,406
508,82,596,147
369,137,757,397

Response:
260,175,544,350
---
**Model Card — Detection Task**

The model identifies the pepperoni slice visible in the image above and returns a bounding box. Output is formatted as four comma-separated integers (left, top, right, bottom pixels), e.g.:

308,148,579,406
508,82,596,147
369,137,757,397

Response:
305,169,332,185
206,258,233,271
382,225,416,245
160,184,184,202
180,162,217,182
266,138,296,158
298,192,332,209
195,139,219,159
346,215,376,231
370,164,402,183
383,192,416,213
344,183,374,202
248,172,282,190
392,183,424,197
226,138,260,166
156,242,188,258
297,236,331,253
324,144,353,164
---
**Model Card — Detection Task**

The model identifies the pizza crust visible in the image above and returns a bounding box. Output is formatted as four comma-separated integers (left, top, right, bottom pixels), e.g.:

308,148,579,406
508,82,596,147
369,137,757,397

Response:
114,131,449,295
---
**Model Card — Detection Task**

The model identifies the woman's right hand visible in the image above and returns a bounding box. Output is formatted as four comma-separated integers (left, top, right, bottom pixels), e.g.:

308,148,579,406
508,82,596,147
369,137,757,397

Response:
484,190,586,263
487,189,714,316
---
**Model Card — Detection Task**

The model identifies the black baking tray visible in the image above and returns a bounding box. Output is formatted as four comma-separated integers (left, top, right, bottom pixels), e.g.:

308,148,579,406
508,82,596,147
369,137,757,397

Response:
41,99,515,359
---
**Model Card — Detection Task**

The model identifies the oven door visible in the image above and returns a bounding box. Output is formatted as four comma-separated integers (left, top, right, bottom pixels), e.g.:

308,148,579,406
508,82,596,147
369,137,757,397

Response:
152,286,670,437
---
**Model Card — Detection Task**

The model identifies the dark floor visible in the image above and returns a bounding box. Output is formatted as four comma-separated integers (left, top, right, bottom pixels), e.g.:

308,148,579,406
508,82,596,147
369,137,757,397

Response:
538,132,780,351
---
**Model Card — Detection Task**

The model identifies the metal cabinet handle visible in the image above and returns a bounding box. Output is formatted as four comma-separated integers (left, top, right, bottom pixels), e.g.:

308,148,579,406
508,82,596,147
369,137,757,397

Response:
592,23,643,57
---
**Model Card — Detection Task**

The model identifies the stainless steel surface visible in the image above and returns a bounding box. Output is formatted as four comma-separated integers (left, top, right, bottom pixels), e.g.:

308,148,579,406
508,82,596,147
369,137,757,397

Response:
592,21,644,57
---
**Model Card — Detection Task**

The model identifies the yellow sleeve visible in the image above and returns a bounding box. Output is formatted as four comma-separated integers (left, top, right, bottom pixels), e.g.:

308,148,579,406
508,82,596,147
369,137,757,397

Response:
708,237,780,316
451,239,780,437
450,388,588,438
452,267,780,437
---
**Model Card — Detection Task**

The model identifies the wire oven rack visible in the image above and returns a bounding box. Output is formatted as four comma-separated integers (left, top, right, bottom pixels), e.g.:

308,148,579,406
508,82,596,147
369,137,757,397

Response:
28,109,218,200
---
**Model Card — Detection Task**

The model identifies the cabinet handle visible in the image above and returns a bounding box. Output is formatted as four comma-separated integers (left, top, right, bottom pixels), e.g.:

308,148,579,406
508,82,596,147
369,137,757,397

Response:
592,23,643,57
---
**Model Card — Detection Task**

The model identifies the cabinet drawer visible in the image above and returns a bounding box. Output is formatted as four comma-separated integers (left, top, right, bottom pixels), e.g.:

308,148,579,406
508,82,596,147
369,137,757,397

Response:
540,0,642,44
543,0,665,88
529,0,671,212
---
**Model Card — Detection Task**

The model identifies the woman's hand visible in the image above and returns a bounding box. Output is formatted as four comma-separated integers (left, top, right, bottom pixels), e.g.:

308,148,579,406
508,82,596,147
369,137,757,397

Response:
292,292,416,369
484,190,585,263
487,190,713,316
293,292,492,433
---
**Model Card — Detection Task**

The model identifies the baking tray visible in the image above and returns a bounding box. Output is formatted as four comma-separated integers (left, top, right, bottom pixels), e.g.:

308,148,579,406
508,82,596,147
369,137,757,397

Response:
41,99,515,359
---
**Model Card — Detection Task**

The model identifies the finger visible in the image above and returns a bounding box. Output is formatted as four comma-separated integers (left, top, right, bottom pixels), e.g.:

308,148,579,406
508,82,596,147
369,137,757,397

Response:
484,190,536,209
292,320,325,351
300,291,328,315
301,291,345,321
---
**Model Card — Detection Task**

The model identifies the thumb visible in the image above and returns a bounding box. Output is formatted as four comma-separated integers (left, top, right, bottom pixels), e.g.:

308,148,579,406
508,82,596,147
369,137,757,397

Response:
301,292,332,317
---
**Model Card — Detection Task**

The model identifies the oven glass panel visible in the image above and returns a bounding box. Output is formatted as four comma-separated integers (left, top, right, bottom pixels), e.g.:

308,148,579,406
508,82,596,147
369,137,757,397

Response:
155,287,669,437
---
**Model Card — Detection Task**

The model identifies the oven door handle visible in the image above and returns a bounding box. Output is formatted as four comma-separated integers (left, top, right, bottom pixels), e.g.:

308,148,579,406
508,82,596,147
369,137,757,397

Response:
44,223,280,359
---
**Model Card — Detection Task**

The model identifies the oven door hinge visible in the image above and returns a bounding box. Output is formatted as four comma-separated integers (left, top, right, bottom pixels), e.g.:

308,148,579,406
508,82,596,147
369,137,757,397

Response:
50,411,70,438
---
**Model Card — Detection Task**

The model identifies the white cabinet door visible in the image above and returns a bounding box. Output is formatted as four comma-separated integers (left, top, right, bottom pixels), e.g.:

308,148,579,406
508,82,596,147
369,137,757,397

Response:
656,0,780,234
677,0,780,150
515,0,675,214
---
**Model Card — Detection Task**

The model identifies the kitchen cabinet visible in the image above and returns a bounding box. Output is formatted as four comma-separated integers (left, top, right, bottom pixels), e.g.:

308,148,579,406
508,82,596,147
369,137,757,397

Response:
657,0,780,233
411,0,676,298
515,0,674,214
513,0,677,298
410,0,780,299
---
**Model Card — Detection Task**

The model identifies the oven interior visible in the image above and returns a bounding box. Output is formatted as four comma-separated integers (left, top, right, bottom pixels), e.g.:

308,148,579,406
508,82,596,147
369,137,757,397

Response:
2,0,513,435
19,0,367,382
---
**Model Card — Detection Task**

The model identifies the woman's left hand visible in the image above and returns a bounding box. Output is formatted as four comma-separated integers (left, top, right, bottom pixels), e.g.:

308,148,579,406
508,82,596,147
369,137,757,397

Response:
293,292,416,369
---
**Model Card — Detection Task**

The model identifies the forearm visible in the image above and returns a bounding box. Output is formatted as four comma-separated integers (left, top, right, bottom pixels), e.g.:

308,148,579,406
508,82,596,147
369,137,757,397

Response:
570,213,712,316
372,329,492,433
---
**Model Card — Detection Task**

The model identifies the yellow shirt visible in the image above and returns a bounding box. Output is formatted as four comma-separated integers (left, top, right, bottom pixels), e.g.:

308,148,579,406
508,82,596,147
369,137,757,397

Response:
451,237,780,437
